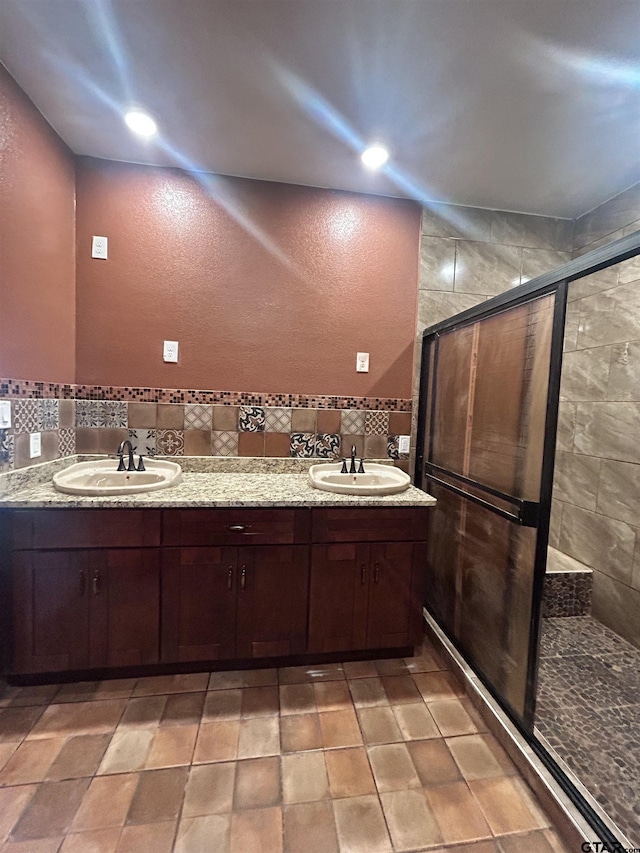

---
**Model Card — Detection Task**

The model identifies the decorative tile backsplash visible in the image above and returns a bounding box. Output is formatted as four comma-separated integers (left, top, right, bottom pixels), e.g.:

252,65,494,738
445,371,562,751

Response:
239,406,266,432
12,399,40,433
184,404,212,430
0,381,412,471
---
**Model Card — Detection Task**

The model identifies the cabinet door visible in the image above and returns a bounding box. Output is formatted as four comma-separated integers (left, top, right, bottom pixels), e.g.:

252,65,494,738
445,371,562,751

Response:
236,545,309,658
162,547,237,662
12,551,90,673
90,549,161,667
308,543,369,653
367,542,422,649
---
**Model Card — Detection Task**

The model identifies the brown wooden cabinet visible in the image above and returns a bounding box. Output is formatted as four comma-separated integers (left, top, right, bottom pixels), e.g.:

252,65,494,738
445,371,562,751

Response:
161,508,310,663
308,508,428,654
12,548,160,674
3,504,429,678
162,544,309,662
161,546,237,663
12,550,90,674
235,545,309,659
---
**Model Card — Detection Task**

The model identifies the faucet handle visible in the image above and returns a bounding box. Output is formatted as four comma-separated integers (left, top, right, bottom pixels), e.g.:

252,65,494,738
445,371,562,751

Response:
137,455,146,472
340,459,348,474
357,458,365,474
117,455,126,472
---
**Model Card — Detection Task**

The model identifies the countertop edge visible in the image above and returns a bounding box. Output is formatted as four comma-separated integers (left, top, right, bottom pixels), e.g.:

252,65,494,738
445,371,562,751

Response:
0,472,437,509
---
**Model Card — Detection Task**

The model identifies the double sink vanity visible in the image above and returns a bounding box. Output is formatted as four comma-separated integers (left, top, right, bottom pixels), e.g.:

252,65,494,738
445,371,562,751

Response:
0,455,435,682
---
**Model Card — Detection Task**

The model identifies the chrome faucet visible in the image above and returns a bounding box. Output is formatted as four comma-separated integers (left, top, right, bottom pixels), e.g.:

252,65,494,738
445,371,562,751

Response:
116,439,145,472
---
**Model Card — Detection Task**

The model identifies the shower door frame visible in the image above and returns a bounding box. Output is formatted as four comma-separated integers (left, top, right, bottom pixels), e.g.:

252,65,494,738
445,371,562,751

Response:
414,228,640,845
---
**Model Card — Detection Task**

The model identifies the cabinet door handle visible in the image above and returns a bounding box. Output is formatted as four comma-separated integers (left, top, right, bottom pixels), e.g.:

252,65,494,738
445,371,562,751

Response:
229,524,251,531
374,562,380,583
92,569,100,596
79,569,86,596
240,566,247,590
227,567,234,591
360,564,367,584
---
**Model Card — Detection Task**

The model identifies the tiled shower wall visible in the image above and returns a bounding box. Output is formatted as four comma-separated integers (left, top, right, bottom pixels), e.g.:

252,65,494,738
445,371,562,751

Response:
550,181,640,649
0,384,411,472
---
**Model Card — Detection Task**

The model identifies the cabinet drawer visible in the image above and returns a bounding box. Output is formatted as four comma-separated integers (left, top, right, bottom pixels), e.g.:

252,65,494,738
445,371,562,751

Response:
11,510,161,550
162,509,310,546
311,508,429,543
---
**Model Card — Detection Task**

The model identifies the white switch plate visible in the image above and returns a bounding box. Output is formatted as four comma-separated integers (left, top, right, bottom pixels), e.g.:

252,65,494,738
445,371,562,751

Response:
29,432,41,458
356,352,369,373
163,340,179,363
398,435,411,454
91,236,108,259
0,401,11,428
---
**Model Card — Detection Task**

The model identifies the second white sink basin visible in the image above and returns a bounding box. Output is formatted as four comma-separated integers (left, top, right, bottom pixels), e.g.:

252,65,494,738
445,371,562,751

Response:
309,462,410,496
53,459,182,496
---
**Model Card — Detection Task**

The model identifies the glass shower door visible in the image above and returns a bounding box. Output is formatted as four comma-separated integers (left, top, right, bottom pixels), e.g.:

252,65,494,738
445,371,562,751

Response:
417,292,560,728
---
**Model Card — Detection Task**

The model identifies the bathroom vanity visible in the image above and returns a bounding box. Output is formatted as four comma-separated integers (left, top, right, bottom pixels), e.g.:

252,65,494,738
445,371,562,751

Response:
0,465,435,681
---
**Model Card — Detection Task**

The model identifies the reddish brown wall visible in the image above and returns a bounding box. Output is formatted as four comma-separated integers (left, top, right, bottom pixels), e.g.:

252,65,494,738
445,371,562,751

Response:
0,64,76,382
76,157,420,397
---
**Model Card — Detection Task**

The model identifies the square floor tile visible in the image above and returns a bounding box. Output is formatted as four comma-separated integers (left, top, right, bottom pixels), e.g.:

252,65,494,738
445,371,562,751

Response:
182,763,235,818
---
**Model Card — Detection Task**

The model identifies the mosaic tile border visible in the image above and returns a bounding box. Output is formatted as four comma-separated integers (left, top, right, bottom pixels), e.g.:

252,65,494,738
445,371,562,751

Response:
0,379,412,411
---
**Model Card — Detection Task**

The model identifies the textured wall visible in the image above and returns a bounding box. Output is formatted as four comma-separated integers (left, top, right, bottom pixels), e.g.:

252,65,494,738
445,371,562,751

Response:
75,157,420,398
0,64,76,382
551,182,640,648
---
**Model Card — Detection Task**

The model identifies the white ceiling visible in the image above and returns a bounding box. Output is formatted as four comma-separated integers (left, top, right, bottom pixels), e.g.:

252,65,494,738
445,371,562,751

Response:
1,0,639,218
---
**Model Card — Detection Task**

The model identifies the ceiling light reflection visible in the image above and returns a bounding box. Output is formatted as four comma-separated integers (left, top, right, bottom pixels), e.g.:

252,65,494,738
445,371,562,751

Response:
440,261,455,281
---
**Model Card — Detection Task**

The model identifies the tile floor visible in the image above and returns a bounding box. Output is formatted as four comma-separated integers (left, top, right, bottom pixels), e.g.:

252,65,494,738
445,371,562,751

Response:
0,638,570,852
537,616,640,846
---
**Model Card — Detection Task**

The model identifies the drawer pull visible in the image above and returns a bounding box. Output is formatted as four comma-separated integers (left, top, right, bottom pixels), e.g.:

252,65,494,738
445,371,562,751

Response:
227,568,233,591
79,569,86,596
374,562,380,583
360,564,366,584
92,569,100,596
229,524,250,531
240,566,247,590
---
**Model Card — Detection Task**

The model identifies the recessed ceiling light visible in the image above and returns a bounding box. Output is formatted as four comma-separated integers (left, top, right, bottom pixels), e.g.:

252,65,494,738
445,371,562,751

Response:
361,145,389,169
125,110,158,137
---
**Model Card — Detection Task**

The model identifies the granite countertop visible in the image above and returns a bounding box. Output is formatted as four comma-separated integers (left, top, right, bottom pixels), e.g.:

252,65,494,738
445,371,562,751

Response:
0,457,437,509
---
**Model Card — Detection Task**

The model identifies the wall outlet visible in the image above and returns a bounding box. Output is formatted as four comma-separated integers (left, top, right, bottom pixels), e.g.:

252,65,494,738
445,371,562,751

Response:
0,401,11,429
29,432,41,458
398,435,410,454
356,352,369,373
91,236,108,259
163,340,179,363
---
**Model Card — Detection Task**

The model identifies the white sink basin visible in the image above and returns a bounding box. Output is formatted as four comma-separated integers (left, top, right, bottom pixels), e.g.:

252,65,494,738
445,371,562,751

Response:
53,459,182,496
309,462,410,496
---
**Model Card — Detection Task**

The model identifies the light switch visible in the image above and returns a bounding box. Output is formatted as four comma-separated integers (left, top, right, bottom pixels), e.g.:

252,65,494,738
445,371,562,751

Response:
163,340,179,363
0,401,11,428
91,236,108,259
398,435,410,454
356,352,369,373
29,432,41,458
